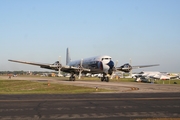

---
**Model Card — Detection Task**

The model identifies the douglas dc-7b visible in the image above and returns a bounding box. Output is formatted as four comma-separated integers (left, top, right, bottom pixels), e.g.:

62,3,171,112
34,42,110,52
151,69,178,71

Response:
8,48,159,82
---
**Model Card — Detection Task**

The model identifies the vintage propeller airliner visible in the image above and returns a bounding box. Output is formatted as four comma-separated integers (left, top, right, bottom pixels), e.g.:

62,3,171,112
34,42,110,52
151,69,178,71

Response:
9,48,159,82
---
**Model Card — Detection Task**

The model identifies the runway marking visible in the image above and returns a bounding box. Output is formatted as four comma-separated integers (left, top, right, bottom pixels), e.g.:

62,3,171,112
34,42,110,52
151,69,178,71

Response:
1,112,180,119
1,105,179,112
0,97,180,102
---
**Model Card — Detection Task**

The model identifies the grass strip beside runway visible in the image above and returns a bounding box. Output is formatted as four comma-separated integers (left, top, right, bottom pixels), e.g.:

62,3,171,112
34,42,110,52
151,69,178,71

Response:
0,80,109,94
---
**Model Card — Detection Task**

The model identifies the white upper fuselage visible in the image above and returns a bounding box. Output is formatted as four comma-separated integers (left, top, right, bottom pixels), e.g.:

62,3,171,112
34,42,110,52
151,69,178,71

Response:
68,55,114,75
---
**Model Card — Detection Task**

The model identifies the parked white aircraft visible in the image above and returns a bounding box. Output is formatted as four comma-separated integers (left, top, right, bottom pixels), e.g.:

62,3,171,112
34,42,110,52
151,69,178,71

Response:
8,48,159,82
134,71,178,81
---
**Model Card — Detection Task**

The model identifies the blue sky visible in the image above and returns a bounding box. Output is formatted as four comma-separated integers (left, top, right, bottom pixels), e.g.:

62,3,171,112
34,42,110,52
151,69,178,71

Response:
0,0,180,72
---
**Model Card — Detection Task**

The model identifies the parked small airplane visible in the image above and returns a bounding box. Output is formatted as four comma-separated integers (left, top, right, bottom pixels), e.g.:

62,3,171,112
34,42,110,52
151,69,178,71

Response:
8,48,159,82
134,71,179,81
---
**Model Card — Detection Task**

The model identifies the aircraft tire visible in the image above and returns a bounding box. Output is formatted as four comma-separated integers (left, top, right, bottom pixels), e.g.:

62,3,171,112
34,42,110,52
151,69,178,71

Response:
105,77,109,82
69,76,75,81
72,77,75,81
101,77,104,82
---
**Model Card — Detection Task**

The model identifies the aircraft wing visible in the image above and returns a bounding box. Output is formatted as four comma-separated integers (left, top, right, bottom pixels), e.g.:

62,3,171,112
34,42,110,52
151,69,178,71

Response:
8,59,60,70
132,64,160,69
8,59,50,66
116,64,159,73
8,59,90,73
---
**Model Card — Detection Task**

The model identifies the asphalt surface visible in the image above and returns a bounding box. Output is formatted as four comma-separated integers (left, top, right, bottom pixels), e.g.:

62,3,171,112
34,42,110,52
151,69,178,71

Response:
0,93,180,120
0,76,180,119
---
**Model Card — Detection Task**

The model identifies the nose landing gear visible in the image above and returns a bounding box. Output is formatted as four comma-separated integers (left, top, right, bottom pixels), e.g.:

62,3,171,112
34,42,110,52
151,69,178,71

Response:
101,74,109,82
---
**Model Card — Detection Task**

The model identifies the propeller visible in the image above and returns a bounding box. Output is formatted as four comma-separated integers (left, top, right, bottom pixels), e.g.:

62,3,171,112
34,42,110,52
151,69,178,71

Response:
129,58,132,77
78,59,83,79
120,63,132,72
110,60,118,79
58,56,62,77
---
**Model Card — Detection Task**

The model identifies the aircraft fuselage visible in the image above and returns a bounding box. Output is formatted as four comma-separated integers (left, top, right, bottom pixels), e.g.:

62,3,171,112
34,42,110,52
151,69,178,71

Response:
68,55,114,75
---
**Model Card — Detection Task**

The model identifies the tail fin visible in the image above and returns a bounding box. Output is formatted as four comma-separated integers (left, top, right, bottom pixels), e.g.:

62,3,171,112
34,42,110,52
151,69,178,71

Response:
66,48,71,65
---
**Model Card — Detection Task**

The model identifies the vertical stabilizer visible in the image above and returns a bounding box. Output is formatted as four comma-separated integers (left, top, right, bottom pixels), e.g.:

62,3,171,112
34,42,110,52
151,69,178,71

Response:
66,48,71,65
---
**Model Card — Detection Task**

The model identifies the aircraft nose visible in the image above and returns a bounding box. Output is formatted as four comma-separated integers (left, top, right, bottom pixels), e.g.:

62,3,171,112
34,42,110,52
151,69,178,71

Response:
107,60,114,69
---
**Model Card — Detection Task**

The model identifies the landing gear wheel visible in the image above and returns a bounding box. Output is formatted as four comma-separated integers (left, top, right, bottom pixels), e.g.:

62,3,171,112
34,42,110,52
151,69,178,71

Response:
69,76,76,81
72,76,75,81
105,77,109,82
101,77,109,82
101,77,104,82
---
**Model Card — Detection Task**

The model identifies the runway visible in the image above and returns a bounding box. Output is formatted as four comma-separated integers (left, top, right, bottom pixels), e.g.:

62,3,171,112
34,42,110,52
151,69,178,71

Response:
0,76,180,119
0,93,180,120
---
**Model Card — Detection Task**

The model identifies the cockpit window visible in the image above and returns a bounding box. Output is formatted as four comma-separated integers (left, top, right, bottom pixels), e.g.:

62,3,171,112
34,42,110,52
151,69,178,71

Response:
55,61,59,63
102,58,111,61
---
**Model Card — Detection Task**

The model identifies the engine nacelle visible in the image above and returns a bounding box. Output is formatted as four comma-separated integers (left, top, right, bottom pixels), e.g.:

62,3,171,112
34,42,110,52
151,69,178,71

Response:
118,63,132,73
49,61,62,68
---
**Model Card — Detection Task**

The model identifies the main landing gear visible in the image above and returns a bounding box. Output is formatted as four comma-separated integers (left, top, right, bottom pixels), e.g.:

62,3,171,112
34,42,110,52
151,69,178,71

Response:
69,73,75,81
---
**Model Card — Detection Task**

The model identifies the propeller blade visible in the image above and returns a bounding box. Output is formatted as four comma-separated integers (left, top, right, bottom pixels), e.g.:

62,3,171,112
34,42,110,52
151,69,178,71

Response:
115,60,118,67
78,59,83,79
110,74,114,79
58,56,62,77
80,59,83,67
78,71,82,79
129,58,132,77
58,67,61,76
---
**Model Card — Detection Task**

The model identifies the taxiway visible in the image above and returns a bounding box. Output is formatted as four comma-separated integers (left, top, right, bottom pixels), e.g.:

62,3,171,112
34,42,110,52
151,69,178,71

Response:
0,76,180,119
